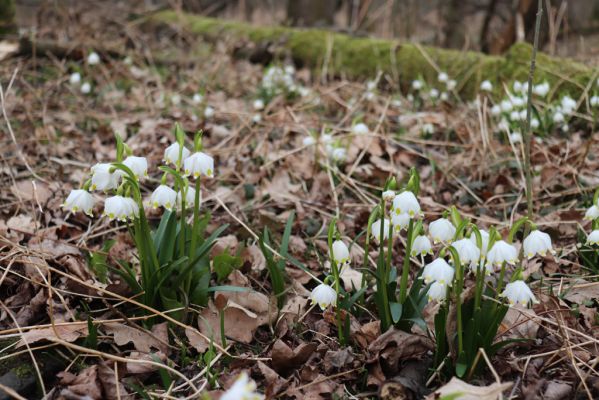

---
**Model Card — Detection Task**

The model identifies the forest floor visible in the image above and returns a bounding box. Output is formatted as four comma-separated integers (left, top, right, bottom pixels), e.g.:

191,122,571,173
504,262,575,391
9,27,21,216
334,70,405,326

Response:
1,2,599,400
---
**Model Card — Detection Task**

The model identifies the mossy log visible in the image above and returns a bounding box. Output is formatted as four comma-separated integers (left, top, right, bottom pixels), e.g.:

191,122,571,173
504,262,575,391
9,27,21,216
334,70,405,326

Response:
145,10,596,99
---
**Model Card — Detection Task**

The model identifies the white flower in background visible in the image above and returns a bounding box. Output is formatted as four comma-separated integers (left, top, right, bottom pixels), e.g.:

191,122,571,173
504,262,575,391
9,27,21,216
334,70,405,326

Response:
87,51,100,65
164,142,190,166
371,218,391,242
422,123,434,134
104,195,138,221
407,94,414,102
63,189,95,216
171,94,181,106
412,80,423,90
446,80,457,90
253,99,264,111
438,72,449,83
588,230,599,245
452,238,481,266
523,230,553,258
480,80,493,92
427,281,447,302
486,240,518,266
69,72,81,85
509,110,520,121
391,98,402,107
192,93,203,104
366,80,377,91
561,96,577,113
352,122,369,135
332,240,350,267
252,114,262,124
509,132,522,143
519,109,527,121
330,147,347,162
302,136,316,146
391,212,410,233
204,106,215,119
429,218,456,243
500,100,513,113
122,156,148,180
591,96,599,107
533,82,550,97
422,258,455,285
321,133,333,144
469,229,490,257
429,88,439,99
561,123,569,133
310,283,337,310
382,190,395,201
531,118,539,129
221,372,264,400
411,235,432,257
177,186,199,208
284,65,295,75
511,96,525,108
497,118,509,131
184,152,215,179
584,205,599,220
80,82,92,94
149,185,177,210
392,191,421,218
490,105,501,116
513,81,523,93
501,280,538,307
553,111,565,123
365,91,375,101
90,163,120,191
440,92,449,101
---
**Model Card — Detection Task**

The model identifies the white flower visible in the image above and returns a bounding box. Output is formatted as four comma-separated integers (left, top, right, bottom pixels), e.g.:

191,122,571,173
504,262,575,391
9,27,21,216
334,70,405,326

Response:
533,82,550,97
407,94,414,102
63,189,95,216
122,156,148,180
553,111,564,123
480,80,493,92
509,132,522,143
302,136,316,146
501,280,538,307
429,88,439,99
192,93,203,104
391,213,410,233
391,98,402,107
469,229,490,257
422,123,434,134
104,195,138,221
427,281,447,302
310,283,337,310
561,96,577,113
392,191,421,218
184,152,215,179
69,72,81,85
87,52,100,65
531,118,539,129
452,238,481,266
591,96,599,107
382,190,395,201
253,99,264,111
422,258,455,285
438,72,449,83
486,240,518,266
204,106,215,118
446,79,457,90
497,118,509,131
252,114,262,123
500,100,513,112
221,372,264,400
332,240,350,267
587,230,599,245
371,218,391,242
513,81,523,93
164,142,190,166
523,230,553,258
177,186,199,208
519,109,527,121
440,92,449,101
510,110,520,121
149,185,177,210
491,105,501,115
561,123,569,133
511,96,525,108
412,80,423,90
330,147,347,161
352,122,369,135
321,133,333,144
365,91,375,101
411,235,432,257
429,218,456,243
90,163,120,191
584,205,599,220
80,82,92,94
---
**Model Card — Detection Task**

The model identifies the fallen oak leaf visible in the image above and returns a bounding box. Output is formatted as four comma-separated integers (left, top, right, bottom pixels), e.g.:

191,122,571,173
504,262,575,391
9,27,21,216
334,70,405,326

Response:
17,324,89,348
104,322,169,354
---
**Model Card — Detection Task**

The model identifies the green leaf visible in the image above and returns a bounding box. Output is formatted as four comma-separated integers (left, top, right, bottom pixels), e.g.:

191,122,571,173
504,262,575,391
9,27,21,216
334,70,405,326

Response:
88,240,114,283
213,249,242,283
84,316,97,350
390,302,402,323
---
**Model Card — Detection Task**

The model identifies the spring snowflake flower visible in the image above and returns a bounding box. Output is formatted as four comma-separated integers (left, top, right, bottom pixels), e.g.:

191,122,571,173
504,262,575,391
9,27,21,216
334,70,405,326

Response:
332,240,350,267
585,205,599,220
104,195,138,221
553,111,565,123
523,230,553,258
446,80,456,91
500,100,513,112
438,72,448,83
371,218,391,242
87,52,100,65
511,96,525,108
253,99,264,111
509,132,522,143
122,156,148,180
382,190,395,202
429,218,456,243
391,212,410,233
490,105,501,116
501,280,538,307
90,163,120,191
452,238,481,266
164,142,190,166
392,191,421,218
411,235,432,257
149,185,177,210
533,82,550,97
63,189,95,216
310,283,337,310
302,136,316,146
221,372,264,400
469,229,490,257
531,118,540,129
486,240,518,267
440,92,449,101
177,186,199,208
480,80,493,92
252,114,262,124
352,122,369,135
80,82,92,94
184,152,214,179
591,96,599,107
69,72,81,85
204,106,215,119
412,80,423,90
587,230,599,245
427,281,447,302
330,147,347,161
422,258,455,285
561,96,577,113
513,81,523,93
509,111,521,121
192,93,203,104
429,88,439,99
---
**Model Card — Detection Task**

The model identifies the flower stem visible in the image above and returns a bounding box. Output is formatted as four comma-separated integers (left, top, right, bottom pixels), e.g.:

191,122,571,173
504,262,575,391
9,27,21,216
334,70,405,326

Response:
399,219,414,304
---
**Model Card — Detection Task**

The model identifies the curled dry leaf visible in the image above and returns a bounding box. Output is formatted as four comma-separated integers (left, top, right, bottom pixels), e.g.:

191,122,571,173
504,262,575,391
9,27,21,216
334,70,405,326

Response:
58,365,103,400
17,323,89,347
562,281,599,304
367,328,433,374
497,306,539,341
126,351,167,374
339,266,363,291
104,322,169,354
324,347,354,372
271,339,317,375
427,377,512,400
352,320,380,349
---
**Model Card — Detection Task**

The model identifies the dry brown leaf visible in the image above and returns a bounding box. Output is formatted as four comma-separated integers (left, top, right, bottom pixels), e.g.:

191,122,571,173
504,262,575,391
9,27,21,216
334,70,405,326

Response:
271,339,317,375
323,347,354,372
562,281,599,304
186,327,209,353
58,365,103,400
243,244,267,271
340,266,363,291
427,377,512,400
368,328,433,374
97,362,129,399
497,306,539,340
17,324,89,347
104,322,169,354
126,351,167,374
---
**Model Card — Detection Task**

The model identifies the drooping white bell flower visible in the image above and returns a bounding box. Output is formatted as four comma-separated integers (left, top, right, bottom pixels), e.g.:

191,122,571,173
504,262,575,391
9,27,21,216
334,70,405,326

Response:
523,230,553,259
429,88,439,99
69,72,81,85
591,96,599,107
253,99,265,111
87,52,100,65
391,212,410,233
501,280,538,307
149,185,177,210
480,80,493,92
553,111,565,123
509,132,522,143
382,190,395,202
184,152,214,179
164,142,190,166
451,238,481,266
177,186,199,208
490,105,501,115
204,106,215,119
446,79,457,90
104,195,138,221
302,136,316,147
427,281,448,302
511,96,525,108
90,163,120,191
513,81,523,93
63,189,95,216
371,218,391,242
531,118,539,129
411,235,432,257
192,93,203,104
332,240,350,267
352,122,369,135
422,258,455,285
310,283,337,310
533,82,550,97
584,205,599,221
392,191,421,218
220,372,264,400
486,240,518,267
500,100,513,112
80,82,92,94
438,72,449,83
330,147,347,162
412,80,423,90
561,96,577,114
122,156,148,180
440,92,449,101
469,229,490,257
429,218,456,243
587,230,599,245
509,110,520,121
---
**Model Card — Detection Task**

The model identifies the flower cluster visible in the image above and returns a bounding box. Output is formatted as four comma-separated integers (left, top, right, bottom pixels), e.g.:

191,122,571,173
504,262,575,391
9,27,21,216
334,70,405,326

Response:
409,72,456,105
584,197,599,245
302,131,347,163
67,51,101,94
258,65,310,102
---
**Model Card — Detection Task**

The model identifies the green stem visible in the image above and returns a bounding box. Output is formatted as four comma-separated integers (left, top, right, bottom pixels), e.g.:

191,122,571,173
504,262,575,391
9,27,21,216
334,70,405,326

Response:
496,262,507,297
186,177,202,296
399,219,414,304
328,234,345,346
